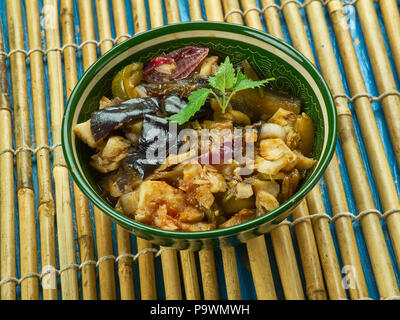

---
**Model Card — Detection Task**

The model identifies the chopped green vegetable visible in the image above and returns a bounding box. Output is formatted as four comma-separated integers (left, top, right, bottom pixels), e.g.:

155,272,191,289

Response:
167,57,275,124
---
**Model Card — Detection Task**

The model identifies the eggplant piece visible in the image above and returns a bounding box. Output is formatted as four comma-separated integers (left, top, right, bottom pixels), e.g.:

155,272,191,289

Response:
125,115,182,178
141,74,211,98
125,152,161,179
143,46,209,84
160,95,188,116
90,97,159,141
230,89,302,121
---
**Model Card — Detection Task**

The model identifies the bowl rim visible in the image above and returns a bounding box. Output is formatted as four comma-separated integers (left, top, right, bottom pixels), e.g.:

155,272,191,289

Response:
62,21,338,241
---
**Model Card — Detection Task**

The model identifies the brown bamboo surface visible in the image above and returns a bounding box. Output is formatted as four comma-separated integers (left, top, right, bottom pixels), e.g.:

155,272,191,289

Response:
0,0,399,301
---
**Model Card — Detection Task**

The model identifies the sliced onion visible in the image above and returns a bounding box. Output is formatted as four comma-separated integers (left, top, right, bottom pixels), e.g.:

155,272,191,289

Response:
143,46,209,84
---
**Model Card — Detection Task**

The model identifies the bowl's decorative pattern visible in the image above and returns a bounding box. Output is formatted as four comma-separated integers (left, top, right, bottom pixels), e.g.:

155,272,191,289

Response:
62,22,337,250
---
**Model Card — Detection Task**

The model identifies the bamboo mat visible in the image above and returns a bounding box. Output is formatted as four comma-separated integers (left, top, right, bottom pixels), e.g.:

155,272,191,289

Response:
0,0,399,300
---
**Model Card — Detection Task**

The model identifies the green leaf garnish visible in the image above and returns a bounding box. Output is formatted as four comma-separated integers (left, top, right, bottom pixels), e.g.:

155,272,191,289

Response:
167,57,275,125
166,88,212,125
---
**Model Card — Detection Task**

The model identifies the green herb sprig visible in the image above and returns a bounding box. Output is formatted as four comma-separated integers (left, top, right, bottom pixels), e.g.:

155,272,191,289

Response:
166,57,275,125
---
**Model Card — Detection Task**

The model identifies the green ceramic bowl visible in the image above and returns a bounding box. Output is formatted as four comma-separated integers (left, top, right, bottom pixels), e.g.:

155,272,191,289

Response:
62,22,337,250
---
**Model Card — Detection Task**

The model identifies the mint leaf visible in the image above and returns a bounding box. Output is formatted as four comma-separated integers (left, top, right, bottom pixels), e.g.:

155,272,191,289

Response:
232,70,274,93
166,88,212,125
166,57,275,124
208,56,236,92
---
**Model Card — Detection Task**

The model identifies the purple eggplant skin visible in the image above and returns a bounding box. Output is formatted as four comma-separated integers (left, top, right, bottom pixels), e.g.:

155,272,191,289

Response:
90,97,160,141
160,95,188,116
142,74,211,98
125,152,162,179
125,115,182,179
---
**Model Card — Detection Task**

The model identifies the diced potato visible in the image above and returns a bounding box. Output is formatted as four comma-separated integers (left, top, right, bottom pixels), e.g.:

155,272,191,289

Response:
183,163,203,181
294,151,317,170
258,138,298,172
199,56,219,76
236,183,254,200
90,136,130,174
101,136,130,160
255,190,280,215
252,179,280,198
99,96,112,110
259,138,293,161
99,96,123,109
90,154,123,173
195,185,215,209
179,206,205,223
73,120,98,149
206,171,227,193
255,155,288,176
119,191,140,218
124,120,143,146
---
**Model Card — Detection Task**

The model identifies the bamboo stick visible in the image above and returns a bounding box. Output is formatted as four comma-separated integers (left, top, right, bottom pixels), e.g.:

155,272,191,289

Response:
148,0,164,28
270,226,305,299
324,157,368,299
25,0,57,300
326,0,400,298
221,246,241,300
246,237,277,300
180,250,201,300
137,239,157,300
188,0,204,21
94,0,121,300
280,0,369,300
161,248,182,300
292,202,327,300
145,0,183,301
198,249,219,300
201,1,244,300
131,0,148,33
222,0,243,25
165,0,180,24
241,0,264,30
204,0,224,22
5,0,39,300
378,0,400,86
233,0,305,300
111,0,136,300
130,1,158,300
43,0,80,300
356,0,400,267
77,0,117,300
306,186,347,300
260,0,284,40
0,18,16,301
60,0,97,300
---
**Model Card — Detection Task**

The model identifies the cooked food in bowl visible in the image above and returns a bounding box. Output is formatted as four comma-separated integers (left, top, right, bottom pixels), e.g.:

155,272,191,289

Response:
73,45,316,232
